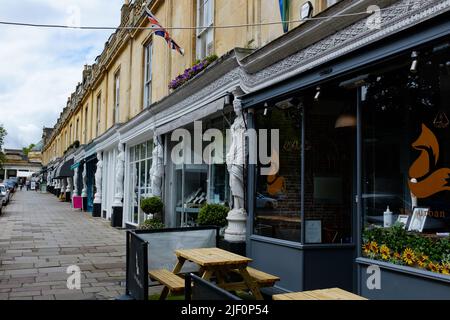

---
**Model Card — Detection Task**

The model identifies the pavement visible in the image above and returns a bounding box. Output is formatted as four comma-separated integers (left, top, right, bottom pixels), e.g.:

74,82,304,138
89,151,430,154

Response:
0,189,127,300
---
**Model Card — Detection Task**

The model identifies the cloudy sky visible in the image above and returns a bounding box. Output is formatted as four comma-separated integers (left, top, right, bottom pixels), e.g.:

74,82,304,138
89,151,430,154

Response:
0,0,123,149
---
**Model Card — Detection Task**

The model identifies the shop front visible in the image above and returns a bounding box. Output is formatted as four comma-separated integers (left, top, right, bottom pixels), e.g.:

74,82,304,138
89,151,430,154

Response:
163,113,234,228
241,14,450,297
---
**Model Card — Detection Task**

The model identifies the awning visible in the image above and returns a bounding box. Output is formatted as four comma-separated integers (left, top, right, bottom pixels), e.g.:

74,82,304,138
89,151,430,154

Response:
70,162,81,170
55,158,74,178
154,97,226,136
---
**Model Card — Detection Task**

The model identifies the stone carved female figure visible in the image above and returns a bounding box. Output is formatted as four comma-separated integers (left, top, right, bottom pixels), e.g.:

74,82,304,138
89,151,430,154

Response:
150,138,164,197
114,143,125,206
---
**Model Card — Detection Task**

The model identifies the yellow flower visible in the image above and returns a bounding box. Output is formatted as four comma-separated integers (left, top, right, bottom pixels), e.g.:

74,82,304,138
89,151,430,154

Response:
362,242,371,255
380,245,390,260
369,241,379,254
428,262,440,273
417,260,426,268
394,252,401,260
402,248,416,265
441,264,450,275
420,255,429,262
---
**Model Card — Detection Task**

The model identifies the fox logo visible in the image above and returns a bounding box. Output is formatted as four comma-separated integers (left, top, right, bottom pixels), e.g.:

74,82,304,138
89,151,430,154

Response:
409,124,450,198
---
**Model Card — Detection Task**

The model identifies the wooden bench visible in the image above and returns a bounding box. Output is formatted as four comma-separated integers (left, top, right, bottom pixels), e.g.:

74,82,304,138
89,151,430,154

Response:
148,269,185,299
273,288,367,300
232,267,280,287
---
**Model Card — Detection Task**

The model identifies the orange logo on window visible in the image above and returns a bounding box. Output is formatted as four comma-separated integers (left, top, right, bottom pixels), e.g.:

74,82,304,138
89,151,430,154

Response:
408,124,450,198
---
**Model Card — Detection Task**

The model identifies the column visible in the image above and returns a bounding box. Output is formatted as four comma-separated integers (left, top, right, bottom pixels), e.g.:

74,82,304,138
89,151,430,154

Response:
81,162,88,212
93,152,103,217
66,177,72,203
73,166,79,197
112,144,125,227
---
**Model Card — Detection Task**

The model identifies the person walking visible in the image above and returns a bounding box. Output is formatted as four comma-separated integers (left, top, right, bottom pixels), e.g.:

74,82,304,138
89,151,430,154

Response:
25,180,30,191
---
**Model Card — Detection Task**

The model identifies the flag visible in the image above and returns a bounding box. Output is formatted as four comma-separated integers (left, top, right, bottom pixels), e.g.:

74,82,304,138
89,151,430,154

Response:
279,0,290,33
144,8,184,56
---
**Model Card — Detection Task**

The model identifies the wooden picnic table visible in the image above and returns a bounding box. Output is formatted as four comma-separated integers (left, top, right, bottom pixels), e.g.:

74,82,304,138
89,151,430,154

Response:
273,288,367,300
173,247,264,300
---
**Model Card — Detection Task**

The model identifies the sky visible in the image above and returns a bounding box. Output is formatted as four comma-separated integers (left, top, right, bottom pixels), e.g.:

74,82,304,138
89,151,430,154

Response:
0,0,123,149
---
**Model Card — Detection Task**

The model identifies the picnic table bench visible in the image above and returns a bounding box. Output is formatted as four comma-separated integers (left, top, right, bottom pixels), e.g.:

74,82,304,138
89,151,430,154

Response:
273,288,367,300
148,248,280,300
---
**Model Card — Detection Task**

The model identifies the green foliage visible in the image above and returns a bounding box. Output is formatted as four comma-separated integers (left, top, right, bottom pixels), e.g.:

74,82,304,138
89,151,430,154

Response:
0,125,7,168
139,218,165,230
22,143,36,156
197,204,230,227
140,197,163,216
363,224,450,263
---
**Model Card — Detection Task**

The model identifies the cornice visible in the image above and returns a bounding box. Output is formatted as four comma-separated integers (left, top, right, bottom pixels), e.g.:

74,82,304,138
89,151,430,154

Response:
239,0,450,93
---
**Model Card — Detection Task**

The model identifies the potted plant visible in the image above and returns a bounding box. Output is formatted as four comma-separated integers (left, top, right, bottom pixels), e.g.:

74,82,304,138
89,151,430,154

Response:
139,218,165,230
197,203,230,232
140,196,163,220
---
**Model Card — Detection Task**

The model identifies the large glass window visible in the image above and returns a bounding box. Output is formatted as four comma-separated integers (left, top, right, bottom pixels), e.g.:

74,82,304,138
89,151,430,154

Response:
128,141,153,226
304,87,355,244
254,105,302,242
362,48,450,275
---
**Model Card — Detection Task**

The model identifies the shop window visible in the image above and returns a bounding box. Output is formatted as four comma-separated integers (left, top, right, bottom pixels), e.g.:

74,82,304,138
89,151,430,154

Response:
254,106,302,242
304,87,355,244
362,50,450,275
172,115,232,227
128,141,153,226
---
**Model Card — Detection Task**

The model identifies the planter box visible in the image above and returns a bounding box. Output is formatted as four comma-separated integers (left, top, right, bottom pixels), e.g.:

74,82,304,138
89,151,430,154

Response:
218,237,246,256
357,258,450,300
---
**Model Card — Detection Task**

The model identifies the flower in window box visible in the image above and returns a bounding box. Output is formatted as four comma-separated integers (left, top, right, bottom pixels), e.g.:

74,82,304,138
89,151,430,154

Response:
394,252,401,260
402,248,416,266
369,241,379,254
427,261,440,273
417,254,429,268
362,242,371,255
380,245,390,260
440,263,449,275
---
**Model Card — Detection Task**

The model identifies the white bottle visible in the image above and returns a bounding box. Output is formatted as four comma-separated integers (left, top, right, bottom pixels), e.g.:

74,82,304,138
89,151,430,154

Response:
384,206,393,228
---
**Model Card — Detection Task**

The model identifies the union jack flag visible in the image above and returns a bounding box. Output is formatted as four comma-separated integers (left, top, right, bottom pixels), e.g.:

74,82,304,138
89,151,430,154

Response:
144,8,184,56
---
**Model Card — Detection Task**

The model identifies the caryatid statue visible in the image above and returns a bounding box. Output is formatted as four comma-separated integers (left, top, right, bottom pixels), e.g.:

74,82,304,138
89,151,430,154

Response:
94,152,103,204
113,143,125,207
225,98,247,242
150,137,164,198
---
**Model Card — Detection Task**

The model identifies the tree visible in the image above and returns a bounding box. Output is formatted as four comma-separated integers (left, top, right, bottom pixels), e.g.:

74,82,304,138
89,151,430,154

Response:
0,125,7,169
22,143,36,157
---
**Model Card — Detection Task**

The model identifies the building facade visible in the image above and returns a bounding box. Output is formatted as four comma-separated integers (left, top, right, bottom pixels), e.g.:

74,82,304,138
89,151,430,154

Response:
42,0,450,299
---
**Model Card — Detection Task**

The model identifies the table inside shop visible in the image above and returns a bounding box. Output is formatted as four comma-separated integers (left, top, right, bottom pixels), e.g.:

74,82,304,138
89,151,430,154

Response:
273,288,367,300
174,247,264,300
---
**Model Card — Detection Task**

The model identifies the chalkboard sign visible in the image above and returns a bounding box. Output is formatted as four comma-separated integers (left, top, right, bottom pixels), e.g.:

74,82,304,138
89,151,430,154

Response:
126,231,148,300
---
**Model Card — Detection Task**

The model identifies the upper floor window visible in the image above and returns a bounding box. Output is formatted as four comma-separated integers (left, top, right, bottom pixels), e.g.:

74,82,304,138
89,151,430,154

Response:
76,118,80,141
196,0,214,60
114,71,120,124
69,124,73,144
144,42,153,108
84,106,89,143
96,93,101,137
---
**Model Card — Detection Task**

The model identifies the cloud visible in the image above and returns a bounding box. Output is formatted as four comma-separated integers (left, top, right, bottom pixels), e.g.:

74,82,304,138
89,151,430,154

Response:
0,0,123,149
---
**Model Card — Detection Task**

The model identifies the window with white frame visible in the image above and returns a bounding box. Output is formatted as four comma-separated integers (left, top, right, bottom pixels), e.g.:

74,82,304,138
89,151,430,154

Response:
96,93,101,137
76,118,79,141
84,106,88,143
144,42,153,108
128,140,154,225
114,71,120,124
196,0,214,60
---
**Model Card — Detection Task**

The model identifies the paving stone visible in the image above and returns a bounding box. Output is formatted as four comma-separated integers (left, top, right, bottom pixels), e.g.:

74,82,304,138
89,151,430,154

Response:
0,191,126,300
